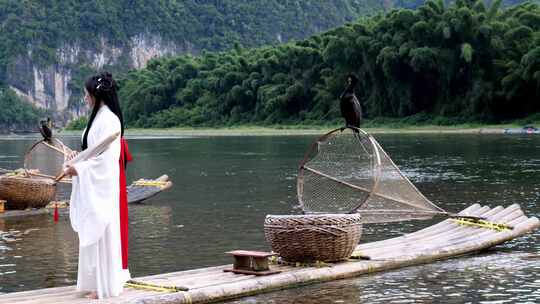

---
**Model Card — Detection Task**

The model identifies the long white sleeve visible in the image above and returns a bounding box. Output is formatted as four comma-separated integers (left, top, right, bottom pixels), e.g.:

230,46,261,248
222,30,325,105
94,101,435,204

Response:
69,108,121,247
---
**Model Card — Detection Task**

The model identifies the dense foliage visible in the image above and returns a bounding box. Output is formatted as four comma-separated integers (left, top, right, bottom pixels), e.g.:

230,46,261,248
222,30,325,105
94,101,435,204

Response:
118,0,540,127
0,87,42,131
65,116,88,130
0,0,383,84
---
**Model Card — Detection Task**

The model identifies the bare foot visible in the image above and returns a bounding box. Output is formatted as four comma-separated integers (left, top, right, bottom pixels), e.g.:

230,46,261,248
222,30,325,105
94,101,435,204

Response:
84,291,98,299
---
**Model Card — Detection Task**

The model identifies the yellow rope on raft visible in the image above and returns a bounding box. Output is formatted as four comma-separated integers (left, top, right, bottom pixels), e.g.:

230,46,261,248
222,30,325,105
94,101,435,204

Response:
453,218,513,232
132,180,168,187
350,251,371,260
268,255,332,268
4,172,26,177
2,168,28,177
125,280,188,292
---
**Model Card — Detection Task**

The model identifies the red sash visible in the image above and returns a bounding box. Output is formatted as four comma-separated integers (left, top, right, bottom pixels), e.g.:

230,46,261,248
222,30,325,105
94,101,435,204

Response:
119,138,132,269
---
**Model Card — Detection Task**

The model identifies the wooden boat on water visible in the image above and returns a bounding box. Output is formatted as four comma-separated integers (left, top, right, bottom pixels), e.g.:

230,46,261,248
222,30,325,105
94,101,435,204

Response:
127,175,173,204
503,126,540,134
0,203,536,303
0,175,172,219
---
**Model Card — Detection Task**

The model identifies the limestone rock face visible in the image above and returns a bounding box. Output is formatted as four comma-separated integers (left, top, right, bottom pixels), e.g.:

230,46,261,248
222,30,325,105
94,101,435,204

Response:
6,34,186,122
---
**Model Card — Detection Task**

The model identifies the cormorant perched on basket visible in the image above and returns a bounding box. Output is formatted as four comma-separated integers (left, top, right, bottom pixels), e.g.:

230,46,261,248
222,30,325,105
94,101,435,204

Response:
339,73,362,129
39,118,53,143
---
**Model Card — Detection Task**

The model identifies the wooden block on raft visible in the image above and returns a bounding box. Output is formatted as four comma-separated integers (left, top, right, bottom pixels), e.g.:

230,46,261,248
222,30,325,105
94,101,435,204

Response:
224,250,281,276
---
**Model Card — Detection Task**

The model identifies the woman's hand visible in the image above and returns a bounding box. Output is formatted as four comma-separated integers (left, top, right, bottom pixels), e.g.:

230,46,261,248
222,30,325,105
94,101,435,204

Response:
64,165,78,177
66,150,79,161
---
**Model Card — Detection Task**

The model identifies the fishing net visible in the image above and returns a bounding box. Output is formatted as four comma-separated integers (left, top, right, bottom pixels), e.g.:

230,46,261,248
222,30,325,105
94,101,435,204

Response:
24,138,70,177
297,127,446,223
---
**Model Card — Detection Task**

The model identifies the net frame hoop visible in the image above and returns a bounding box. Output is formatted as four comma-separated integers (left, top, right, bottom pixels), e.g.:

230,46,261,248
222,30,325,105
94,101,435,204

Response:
297,126,381,214
351,128,381,213
23,138,70,177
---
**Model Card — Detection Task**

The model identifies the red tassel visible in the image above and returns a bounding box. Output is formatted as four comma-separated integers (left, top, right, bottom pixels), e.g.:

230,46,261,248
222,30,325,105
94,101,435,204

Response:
53,203,59,222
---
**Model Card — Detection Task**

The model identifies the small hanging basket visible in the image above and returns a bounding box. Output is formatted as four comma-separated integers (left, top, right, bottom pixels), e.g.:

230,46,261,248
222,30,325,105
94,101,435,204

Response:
0,175,57,210
264,214,362,262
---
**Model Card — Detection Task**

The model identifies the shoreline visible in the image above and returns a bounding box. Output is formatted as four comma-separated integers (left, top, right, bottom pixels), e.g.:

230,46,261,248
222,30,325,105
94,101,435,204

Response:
2,125,535,138
59,126,515,137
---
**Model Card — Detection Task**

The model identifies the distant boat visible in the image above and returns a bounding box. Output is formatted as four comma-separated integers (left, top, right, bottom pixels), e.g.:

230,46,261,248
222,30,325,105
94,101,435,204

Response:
503,126,540,134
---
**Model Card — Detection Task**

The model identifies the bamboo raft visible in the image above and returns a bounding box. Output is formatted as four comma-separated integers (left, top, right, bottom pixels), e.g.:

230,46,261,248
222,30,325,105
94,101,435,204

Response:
0,203,537,304
127,175,173,204
0,175,172,219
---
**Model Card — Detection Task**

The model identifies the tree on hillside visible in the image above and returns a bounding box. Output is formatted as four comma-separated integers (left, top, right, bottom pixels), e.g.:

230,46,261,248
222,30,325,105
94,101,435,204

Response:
118,1,540,127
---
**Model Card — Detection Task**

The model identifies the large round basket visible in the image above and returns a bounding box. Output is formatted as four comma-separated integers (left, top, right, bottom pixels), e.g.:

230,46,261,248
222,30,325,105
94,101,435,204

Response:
264,214,362,262
0,175,57,209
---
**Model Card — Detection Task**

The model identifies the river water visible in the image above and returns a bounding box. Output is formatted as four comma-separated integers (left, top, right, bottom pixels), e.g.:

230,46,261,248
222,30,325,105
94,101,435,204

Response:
0,133,538,303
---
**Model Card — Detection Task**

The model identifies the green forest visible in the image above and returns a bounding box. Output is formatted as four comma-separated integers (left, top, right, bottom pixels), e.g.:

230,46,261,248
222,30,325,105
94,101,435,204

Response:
0,0,385,129
0,88,41,130
117,0,540,128
0,0,380,81
1,0,538,130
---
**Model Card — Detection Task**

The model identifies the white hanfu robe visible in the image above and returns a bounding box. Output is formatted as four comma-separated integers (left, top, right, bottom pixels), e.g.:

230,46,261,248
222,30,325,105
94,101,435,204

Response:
69,105,130,298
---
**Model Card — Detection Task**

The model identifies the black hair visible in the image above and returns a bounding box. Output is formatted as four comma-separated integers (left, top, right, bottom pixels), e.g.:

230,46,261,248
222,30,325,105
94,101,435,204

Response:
82,72,124,150
347,73,359,87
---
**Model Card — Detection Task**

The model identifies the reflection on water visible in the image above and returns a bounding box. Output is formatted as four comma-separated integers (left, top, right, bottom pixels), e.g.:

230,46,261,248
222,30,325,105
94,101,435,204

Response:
0,216,78,290
225,253,540,304
0,134,539,303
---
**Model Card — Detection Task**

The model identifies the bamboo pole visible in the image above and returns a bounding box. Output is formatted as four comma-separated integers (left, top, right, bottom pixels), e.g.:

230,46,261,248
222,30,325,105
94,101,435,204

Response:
4,289,152,304
176,274,257,290
368,208,526,259
357,204,487,251
365,206,518,251
394,215,532,264
40,141,69,156
27,172,72,183
0,286,75,303
356,204,483,250
136,265,232,282
138,266,231,282
1,167,72,183
362,205,523,256
362,202,519,250
149,270,253,288
359,207,499,257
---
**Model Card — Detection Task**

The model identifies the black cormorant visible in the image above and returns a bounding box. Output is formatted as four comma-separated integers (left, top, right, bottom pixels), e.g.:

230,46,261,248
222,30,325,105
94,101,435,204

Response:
339,74,362,129
39,119,53,143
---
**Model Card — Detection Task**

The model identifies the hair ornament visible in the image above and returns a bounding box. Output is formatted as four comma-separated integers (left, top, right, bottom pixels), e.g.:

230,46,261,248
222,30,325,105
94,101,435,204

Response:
95,75,114,92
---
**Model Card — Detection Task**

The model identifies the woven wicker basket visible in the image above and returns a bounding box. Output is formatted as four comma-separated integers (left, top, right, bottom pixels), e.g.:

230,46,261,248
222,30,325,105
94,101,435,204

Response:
264,214,362,262
0,175,57,210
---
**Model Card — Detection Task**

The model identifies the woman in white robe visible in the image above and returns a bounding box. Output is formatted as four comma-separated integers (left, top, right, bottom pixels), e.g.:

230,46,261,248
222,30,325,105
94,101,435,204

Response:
65,73,130,299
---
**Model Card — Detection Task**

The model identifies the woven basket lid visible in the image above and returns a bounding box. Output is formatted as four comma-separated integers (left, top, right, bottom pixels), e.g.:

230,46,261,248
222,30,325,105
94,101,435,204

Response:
0,175,56,185
265,213,362,226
